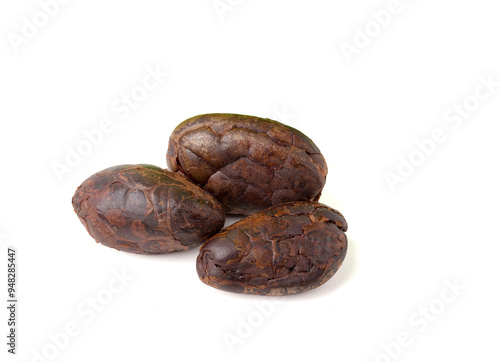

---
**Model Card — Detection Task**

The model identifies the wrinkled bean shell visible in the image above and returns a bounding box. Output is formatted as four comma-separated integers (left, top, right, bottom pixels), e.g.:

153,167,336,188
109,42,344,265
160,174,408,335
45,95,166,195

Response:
167,114,328,215
72,164,225,254
196,201,347,295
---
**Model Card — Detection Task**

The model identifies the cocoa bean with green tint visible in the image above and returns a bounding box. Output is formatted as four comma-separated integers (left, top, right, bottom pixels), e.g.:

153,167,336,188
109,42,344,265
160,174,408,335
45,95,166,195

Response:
167,114,328,215
72,164,225,254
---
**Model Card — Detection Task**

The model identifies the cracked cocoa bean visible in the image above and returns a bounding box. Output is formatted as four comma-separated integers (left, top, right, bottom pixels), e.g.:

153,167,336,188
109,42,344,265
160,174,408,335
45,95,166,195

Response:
196,201,347,295
72,164,225,254
167,114,328,215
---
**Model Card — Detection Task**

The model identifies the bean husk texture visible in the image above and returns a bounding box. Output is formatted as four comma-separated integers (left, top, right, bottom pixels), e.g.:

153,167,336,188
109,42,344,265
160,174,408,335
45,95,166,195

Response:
197,201,347,295
72,164,225,254
167,114,328,215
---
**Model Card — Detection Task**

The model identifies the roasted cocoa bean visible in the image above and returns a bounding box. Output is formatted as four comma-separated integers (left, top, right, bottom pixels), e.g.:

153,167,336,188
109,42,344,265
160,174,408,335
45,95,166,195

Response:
167,114,328,215
196,201,347,295
72,164,225,254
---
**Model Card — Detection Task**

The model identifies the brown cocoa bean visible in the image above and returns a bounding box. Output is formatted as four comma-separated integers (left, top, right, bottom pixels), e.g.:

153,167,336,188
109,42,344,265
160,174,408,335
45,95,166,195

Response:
72,164,225,254
196,201,347,295
167,114,328,215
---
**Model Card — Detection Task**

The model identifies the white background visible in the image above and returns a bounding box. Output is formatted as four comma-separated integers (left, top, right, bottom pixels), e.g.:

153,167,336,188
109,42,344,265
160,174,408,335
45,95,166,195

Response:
1,0,499,361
